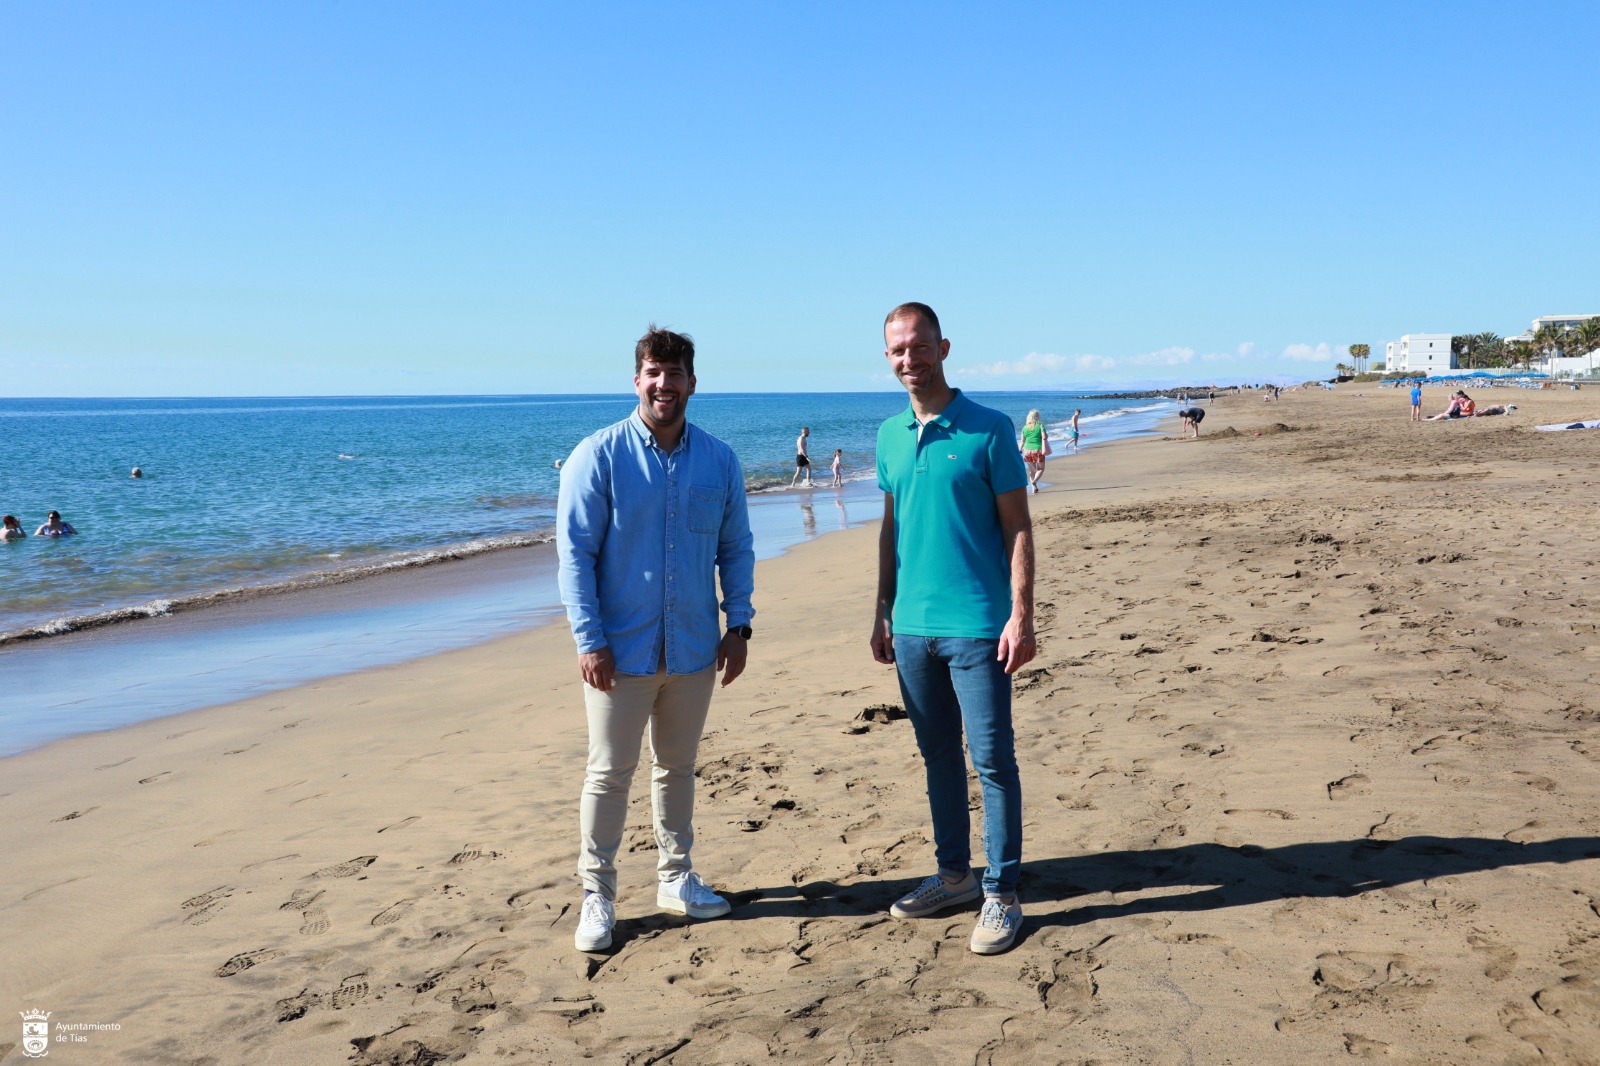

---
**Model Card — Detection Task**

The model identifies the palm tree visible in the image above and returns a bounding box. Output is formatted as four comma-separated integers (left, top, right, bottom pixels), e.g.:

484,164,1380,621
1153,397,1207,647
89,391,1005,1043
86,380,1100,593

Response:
1573,319,1600,377
1473,332,1504,368
1348,343,1370,374
1505,340,1537,370
1534,323,1568,365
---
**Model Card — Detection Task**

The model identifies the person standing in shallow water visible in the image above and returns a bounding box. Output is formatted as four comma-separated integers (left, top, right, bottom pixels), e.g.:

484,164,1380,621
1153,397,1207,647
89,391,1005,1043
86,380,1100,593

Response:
792,426,813,487
557,325,756,954
872,301,1036,956
2,515,25,540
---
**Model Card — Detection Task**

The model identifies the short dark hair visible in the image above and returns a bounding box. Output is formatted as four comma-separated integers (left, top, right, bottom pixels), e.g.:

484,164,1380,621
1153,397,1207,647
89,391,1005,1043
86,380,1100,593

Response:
884,302,941,339
635,325,695,377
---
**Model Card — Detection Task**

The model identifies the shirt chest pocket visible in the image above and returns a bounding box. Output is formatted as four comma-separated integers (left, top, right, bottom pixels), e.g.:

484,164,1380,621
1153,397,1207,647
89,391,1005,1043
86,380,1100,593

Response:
688,484,723,534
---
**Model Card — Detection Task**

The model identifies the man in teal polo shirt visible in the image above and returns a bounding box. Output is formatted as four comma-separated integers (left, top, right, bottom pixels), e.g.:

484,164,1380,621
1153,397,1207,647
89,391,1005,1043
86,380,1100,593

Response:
870,301,1037,955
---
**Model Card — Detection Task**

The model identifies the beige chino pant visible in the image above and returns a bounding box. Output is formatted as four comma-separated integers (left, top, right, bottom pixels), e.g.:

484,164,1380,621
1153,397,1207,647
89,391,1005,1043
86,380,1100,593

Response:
578,665,717,900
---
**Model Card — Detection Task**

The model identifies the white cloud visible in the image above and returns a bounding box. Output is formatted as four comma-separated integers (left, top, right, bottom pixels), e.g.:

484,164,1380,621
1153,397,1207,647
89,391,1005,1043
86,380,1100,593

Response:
1126,346,1195,367
1279,342,1347,363
958,351,1113,376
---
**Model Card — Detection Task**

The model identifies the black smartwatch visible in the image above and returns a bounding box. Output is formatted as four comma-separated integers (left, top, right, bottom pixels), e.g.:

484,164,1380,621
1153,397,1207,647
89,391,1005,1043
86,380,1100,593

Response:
727,624,753,640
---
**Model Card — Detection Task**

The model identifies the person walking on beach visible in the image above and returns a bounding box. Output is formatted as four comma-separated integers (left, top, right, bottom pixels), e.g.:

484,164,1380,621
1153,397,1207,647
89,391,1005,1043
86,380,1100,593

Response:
792,426,813,487
871,301,1036,956
1020,409,1047,494
1070,408,1082,452
1409,380,1423,422
557,325,756,953
831,448,843,487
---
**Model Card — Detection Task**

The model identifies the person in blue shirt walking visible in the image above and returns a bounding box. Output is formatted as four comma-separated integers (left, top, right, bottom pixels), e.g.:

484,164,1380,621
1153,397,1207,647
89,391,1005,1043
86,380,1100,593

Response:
557,325,756,953
870,302,1037,955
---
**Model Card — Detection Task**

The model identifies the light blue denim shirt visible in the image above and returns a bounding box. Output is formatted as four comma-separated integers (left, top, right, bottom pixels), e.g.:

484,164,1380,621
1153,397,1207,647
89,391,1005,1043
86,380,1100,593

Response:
557,410,755,676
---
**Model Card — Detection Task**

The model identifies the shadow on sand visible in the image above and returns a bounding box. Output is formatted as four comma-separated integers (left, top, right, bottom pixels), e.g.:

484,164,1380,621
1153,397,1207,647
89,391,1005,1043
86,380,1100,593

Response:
702,834,1600,930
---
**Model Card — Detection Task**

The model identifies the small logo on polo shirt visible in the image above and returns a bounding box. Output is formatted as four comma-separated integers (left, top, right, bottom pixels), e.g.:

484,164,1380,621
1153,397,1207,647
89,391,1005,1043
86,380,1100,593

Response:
947,453,957,460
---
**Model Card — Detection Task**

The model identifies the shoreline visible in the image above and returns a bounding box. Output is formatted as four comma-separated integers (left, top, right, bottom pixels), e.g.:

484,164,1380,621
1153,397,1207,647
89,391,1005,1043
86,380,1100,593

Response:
5,406,1169,757
4,386,1600,1062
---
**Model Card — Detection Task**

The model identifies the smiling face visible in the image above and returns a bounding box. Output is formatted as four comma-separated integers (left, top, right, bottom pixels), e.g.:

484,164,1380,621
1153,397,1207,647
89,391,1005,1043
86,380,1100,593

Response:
884,312,951,397
635,357,695,434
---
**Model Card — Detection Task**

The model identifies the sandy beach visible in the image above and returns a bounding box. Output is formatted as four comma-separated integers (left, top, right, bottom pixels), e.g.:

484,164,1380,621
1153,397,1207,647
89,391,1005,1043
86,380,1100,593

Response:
5,385,1600,1065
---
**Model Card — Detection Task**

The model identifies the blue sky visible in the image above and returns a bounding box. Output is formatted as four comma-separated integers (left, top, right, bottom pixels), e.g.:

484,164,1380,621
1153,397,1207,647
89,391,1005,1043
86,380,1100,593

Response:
4,2,1597,396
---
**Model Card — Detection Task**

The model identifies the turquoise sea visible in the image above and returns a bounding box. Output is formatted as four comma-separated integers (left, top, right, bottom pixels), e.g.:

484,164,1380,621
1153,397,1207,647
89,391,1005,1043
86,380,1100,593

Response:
2,391,1173,753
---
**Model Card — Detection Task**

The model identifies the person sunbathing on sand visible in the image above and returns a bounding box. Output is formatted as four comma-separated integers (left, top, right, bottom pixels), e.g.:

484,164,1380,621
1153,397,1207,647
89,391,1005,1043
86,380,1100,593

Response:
1427,391,1475,421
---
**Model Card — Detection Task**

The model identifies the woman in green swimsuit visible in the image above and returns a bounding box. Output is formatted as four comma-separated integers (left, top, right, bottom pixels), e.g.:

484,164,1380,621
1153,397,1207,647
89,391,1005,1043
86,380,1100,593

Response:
1020,409,1047,494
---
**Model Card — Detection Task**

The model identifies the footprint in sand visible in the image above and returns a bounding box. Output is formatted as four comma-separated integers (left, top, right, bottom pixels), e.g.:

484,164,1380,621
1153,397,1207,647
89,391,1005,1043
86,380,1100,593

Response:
299,910,330,936
95,757,135,770
241,853,301,872
378,816,419,833
280,888,325,912
311,855,378,879
138,771,173,785
182,885,236,925
331,973,370,1009
216,948,283,978
447,845,501,865
51,807,100,822
1342,1033,1392,1058
223,743,258,756
1504,820,1546,844
21,876,88,901
1224,808,1296,820
371,898,418,926
1467,934,1517,981
1327,773,1372,801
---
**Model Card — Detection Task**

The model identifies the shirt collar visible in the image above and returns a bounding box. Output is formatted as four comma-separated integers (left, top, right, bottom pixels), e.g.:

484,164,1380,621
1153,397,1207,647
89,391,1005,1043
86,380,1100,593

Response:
628,407,693,453
902,387,966,429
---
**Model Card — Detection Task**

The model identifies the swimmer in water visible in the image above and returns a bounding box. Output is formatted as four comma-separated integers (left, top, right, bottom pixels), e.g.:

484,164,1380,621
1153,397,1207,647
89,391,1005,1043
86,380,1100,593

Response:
2,515,24,541
130,467,143,478
35,510,77,537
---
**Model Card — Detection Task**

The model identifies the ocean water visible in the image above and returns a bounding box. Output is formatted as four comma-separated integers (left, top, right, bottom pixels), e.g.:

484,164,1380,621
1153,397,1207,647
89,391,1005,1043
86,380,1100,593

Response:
1,391,1171,642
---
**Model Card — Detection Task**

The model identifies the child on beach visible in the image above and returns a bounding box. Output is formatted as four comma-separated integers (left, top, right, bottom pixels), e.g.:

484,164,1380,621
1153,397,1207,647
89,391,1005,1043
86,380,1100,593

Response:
831,448,843,486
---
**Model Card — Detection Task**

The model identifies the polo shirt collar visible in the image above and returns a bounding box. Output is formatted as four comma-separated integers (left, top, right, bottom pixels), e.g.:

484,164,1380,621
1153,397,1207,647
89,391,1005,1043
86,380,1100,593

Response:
903,387,967,428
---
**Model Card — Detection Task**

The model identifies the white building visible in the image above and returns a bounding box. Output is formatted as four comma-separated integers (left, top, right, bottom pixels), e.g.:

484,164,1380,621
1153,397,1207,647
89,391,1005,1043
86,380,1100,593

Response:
1506,313,1599,345
1384,333,1454,374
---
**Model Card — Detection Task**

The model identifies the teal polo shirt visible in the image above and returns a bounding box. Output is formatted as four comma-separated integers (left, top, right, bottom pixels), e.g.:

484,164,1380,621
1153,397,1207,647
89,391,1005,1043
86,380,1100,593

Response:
876,390,1029,638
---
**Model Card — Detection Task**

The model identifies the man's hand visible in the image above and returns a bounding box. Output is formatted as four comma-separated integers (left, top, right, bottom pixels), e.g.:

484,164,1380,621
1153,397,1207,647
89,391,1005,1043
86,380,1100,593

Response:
716,630,748,688
996,614,1037,675
870,610,896,665
578,647,616,692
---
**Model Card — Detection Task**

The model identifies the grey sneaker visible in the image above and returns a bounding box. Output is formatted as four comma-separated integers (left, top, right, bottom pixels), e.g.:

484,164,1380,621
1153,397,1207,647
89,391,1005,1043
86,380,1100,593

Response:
890,870,981,918
574,892,614,952
969,895,1023,955
657,871,731,919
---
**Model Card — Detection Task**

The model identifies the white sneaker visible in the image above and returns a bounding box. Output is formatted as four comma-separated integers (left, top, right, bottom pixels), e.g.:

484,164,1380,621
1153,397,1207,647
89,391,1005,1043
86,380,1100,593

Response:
970,895,1023,955
657,871,731,919
574,892,614,952
890,870,981,918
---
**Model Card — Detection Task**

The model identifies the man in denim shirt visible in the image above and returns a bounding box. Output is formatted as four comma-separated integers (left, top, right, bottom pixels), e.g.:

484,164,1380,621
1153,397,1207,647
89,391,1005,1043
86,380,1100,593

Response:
870,302,1037,955
558,326,756,953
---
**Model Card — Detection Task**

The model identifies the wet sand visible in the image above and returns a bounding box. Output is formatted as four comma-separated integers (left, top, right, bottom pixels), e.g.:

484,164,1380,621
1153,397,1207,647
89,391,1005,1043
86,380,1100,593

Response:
3,385,1599,1064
